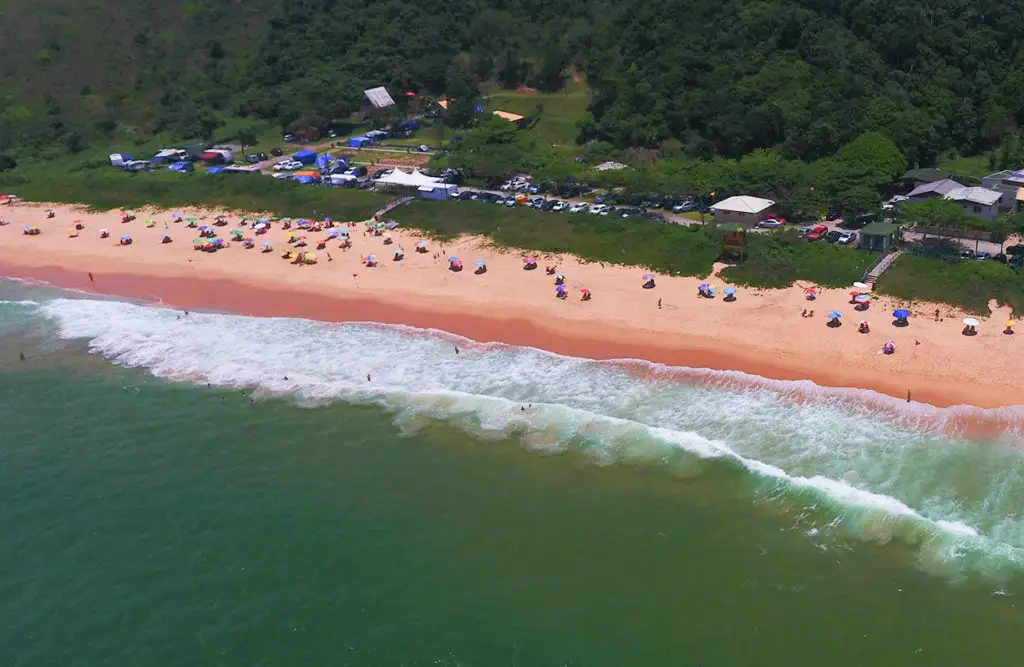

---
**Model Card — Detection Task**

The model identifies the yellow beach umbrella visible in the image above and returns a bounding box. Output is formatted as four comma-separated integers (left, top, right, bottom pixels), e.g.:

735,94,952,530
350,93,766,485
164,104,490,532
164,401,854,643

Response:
1007,320,1016,328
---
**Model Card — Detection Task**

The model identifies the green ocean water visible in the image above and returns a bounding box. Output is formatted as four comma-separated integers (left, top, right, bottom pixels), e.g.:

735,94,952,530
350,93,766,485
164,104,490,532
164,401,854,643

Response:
1,284,1023,665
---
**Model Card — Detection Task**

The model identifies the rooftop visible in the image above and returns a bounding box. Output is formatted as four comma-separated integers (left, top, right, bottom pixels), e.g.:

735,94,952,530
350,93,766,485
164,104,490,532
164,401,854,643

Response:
907,178,964,198
944,186,1002,207
363,87,396,109
710,195,775,214
859,222,902,236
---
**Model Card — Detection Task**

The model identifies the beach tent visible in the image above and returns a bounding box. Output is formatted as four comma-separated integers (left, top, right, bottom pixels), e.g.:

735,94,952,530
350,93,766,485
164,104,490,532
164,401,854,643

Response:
295,175,316,184
315,154,333,169
292,149,317,165
168,161,194,173
375,168,445,188
418,184,456,200
348,136,372,148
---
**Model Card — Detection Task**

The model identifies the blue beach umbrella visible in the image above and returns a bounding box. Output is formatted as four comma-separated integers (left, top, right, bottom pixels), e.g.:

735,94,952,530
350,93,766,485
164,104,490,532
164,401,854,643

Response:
337,228,350,236
854,294,871,303
893,308,911,319
827,311,843,319
723,286,737,295
448,256,459,263
556,284,567,292
172,211,182,218
474,260,487,266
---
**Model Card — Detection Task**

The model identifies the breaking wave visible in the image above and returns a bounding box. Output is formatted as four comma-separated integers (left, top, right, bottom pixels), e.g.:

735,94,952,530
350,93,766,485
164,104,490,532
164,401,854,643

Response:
10,296,1024,582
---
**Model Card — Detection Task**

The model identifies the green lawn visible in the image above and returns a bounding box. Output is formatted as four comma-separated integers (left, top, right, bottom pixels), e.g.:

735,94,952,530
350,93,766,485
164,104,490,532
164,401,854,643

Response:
937,153,993,181
720,232,879,289
483,79,590,146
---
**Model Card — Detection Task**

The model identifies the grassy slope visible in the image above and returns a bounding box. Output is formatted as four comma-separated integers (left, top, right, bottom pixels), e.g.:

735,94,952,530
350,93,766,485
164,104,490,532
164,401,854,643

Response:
874,254,1024,314
483,79,590,146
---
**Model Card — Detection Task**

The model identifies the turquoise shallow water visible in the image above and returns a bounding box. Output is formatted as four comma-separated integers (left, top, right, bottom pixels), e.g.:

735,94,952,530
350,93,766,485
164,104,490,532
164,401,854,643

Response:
1,280,1023,666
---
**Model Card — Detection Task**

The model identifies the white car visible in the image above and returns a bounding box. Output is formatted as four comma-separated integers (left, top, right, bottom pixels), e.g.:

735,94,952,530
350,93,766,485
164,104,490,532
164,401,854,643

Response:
589,203,609,215
551,201,568,212
569,202,589,213
837,231,858,245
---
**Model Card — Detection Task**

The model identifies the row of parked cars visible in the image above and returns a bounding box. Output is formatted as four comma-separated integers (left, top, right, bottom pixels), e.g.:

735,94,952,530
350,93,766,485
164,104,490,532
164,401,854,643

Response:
801,224,858,245
453,190,668,219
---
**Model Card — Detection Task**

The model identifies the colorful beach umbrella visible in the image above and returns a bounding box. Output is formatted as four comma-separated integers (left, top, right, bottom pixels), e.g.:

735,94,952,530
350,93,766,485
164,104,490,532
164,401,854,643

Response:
367,254,378,261
854,294,871,303
524,257,537,263
827,311,843,319
580,288,590,294
893,308,911,319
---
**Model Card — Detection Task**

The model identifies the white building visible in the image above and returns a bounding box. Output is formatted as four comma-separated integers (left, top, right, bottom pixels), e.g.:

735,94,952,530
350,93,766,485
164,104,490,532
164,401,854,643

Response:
944,186,1003,221
709,195,775,225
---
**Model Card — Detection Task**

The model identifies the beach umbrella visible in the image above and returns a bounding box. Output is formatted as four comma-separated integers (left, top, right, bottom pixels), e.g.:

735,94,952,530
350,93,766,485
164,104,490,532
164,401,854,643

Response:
257,217,270,223
99,228,107,235
804,287,816,294
326,229,339,238
449,256,459,263
1007,320,1017,328
860,320,869,326
854,294,871,303
254,222,267,230
643,273,655,281
580,288,590,294
853,282,869,290
555,273,565,280
281,217,291,222
524,256,537,263
338,228,350,236
193,237,205,245
893,308,911,319
385,221,399,230
186,217,198,222
199,225,208,231
556,284,567,292
172,211,182,218
474,260,487,266
367,254,378,261
724,286,737,295
239,216,247,221
417,241,429,248
262,240,272,248
324,217,333,222
162,233,170,238
963,318,979,326
827,311,843,319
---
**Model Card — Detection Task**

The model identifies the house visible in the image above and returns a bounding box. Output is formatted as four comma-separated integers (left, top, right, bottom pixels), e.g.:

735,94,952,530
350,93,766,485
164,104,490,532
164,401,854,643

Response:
982,169,1024,214
906,178,963,202
858,222,902,253
709,195,775,225
899,168,955,190
944,186,1003,221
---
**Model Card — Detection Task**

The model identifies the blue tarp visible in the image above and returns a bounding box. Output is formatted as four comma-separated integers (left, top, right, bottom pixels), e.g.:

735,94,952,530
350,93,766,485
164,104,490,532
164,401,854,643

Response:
315,155,332,169
207,166,227,174
348,136,372,148
295,175,316,184
168,161,194,172
292,149,317,164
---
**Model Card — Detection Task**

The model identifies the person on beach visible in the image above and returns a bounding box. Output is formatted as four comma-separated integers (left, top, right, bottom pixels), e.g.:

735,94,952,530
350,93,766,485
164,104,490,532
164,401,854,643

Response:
801,309,807,318
455,346,459,355
367,373,372,382
907,390,911,403
934,309,940,322
19,352,25,361
88,272,94,283
658,298,662,309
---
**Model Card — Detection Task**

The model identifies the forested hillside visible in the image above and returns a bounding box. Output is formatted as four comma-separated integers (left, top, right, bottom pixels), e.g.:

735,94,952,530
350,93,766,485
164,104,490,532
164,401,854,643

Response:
2,0,1024,165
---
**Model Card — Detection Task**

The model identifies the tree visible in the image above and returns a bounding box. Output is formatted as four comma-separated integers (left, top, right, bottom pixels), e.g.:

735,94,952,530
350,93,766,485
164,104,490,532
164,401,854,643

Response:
445,56,479,129
237,128,258,152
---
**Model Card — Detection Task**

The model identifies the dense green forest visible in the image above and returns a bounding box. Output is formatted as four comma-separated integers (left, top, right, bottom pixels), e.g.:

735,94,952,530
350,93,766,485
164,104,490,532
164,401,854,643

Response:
3,0,1024,166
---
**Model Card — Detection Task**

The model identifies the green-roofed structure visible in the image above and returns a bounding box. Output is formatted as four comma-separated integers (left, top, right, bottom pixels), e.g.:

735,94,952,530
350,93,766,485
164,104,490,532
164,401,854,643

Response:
858,222,902,253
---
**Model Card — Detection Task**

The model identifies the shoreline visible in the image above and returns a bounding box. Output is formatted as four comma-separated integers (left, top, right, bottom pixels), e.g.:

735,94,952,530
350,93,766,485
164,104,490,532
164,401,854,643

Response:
1,202,1022,410
2,262,1016,412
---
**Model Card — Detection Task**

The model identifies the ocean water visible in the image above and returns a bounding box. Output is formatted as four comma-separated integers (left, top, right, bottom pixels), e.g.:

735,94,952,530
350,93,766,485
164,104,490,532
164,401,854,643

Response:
1,278,1022,666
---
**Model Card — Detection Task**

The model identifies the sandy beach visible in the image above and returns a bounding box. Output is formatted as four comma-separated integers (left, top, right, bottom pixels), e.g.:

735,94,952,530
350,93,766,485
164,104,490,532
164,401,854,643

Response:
0,202,1021,409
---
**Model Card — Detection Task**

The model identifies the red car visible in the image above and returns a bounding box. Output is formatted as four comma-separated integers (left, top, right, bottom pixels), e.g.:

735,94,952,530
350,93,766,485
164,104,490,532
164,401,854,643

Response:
807,224,828,240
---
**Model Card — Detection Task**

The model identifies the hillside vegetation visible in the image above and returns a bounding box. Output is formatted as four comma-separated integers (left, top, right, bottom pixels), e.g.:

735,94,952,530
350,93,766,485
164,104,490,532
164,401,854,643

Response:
3,0,1024,166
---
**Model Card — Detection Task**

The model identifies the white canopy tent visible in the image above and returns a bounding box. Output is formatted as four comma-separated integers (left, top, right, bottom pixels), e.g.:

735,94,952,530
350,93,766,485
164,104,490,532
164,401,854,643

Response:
374,168,445,188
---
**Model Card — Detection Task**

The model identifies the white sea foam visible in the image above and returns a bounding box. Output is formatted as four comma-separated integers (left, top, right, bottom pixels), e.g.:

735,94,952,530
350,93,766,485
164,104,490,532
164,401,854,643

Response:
23,297,1024,580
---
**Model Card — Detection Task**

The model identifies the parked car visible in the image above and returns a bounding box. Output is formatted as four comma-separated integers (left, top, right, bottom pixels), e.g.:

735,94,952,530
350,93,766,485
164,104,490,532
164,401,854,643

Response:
589,203,609,215
807,224,829,240
503,198,516,207
758,218,784,229
551,200,568,212
569,202,589,213
960,249,976,260
837,231,858,245
283,134,295,142
672,200,696,213
975,251,991,261
271,147,283,156
824,230,842,243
